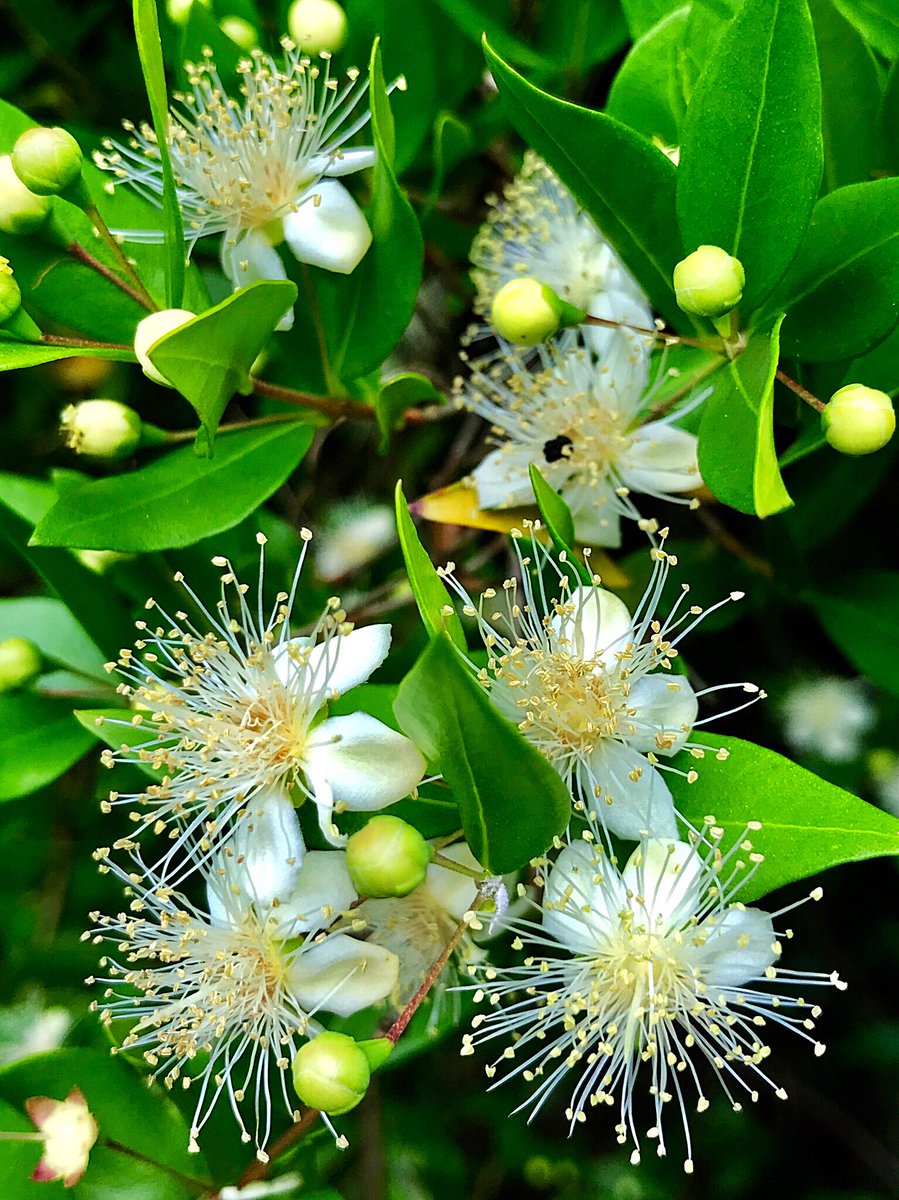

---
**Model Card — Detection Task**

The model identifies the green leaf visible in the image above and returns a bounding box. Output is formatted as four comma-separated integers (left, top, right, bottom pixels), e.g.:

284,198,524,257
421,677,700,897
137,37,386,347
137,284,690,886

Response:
769,180,899,362
133,0,184,307
0,693,94,800
621,0,688,38
393,633,571,873
394,481,466,651
431,0,555,69
806,571,899,697
669,735,899,901
146,281,297,450
832,0,899,56
0,339,133,372
605,7,690,148
0,597,106,682
697,318,793,516
528,464,590,585
676,0,823,313
31,424,315,552
74,708,167,778
376,373,443,452
483,40,688,328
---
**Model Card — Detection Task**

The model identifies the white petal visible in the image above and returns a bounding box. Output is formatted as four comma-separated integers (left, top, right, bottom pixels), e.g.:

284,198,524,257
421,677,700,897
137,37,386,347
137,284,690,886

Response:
280,850,357,936
582,287,653,401
699,906,778,987
472,446,536,510
625,672,699,756
542,840,626,949
619,423,701,496
424,842,481,921
305,712,426,812
621,837,704,929
586,739,677,840
550,584,633,665
564,480,622,548
310,146,376,177
283,180,372,274
275,625,392,699
288,933,399,1017
219,230,294,330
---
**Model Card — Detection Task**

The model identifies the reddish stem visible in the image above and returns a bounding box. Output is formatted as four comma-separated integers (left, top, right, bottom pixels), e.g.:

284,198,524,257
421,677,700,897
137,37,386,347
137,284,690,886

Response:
68,241,155,311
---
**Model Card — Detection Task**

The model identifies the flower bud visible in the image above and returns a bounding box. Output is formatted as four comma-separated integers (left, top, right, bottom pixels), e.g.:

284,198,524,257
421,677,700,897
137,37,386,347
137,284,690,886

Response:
220,16,258,49
0,258,22,324
134,308,196,386
673,245,744,319
165,0,211,24
60,400,142,460
0,155,51,235
0,637,42,691
292,1032,371,1115
345,814,431,898
821,384,896,456
287,0,348,54
11,127,83,197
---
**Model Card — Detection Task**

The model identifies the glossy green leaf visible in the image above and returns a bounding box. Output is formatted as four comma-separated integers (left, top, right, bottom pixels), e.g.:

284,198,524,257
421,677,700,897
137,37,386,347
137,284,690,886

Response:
697,318,793,516
677,0,823,313
528,464,590,585
393,633,571,873
395,481,465,651
0,693,94,800
31,424,315,552
832,0,899,56
146,280,297,450
133,0,184,307
771,180,899,362
670,735,899,901
880,53,899,175
431,0,554,69
484,41,687,328
0,598,106,682
74,708,167,777
621,0,688,38
606,7,690,148
0,339,133,372
807,571,899,697
376,373,443,452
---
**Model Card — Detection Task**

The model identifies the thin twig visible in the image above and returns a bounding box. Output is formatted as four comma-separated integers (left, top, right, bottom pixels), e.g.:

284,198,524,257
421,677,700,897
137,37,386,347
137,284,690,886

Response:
41,333,132,352
776,367,825,413
68,241,154,311
252,377,375,422
82,199,158,311
583,312,724,352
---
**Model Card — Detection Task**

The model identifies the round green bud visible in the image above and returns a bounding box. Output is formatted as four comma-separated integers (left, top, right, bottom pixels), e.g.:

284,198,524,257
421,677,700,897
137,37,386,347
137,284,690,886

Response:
292,1032,370,1115
165,0,211,25
0,258,22,324
821,384,896,456
0,637,41,692
134,308,196,387
287,0,348,55
220,16,258,49
11,127,83,197
345,815,431,898
673,245,745,319
60,399,142,460
0,155,51,235
490,278,567,346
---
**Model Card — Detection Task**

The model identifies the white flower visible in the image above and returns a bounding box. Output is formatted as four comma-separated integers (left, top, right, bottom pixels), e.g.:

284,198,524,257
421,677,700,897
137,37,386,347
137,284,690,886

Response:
316,501,397,582
782,676,874,763
0,994,71,1065
458,332,703,547
471,151,654,378
26,1087,99,1187
88,844,398,1159
440,533,760,841
462,830,846,1172
98,532,426,872
95,42,388,329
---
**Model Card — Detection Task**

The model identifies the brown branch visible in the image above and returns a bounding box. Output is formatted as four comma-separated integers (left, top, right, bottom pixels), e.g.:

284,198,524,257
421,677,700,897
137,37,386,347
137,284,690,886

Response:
776,367,825,413
252,377,375,422
67,241,154,311
41,333,132,352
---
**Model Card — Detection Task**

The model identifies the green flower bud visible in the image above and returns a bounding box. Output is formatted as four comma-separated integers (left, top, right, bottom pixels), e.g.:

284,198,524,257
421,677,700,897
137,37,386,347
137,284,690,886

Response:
673,245,745,319
292,1032,371,1115
220,16,258,49
490,278,582,347
287,0,348,55
165,0,211,25
345,815,432,898
821,384,896,456
134,308,196,387
11,127,83,197
60,400,142,460
0,637,42,691
0,155,51,235
0,258,22,324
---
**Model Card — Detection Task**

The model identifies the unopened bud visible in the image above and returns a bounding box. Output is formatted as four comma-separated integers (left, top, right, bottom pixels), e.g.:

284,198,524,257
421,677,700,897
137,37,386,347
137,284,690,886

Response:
220,16,258,49
134,308,196,386
11,127,83,197
0,258,22,323
0,155,51,235
287,0,348,54
822,384,896,456
673,245,744,319
0,637,41,691
346,815,431,898
165,0,211,25
490,278,584,346
61,400,142,460
292,1032,370,1115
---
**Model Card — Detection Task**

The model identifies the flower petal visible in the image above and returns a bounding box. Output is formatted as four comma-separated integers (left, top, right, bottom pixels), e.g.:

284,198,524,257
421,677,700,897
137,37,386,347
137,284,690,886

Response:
699,906,778,987
312,146,377,177
219,230,294,330
550,584,633,665
542,840,626,950
274,625,392,699
621,838,704,929
582,287,653,404
585,739,677,840
281,850,357,936
472,446,536,510
564,479,622,549
283,180,372,274
624,672,699,756
305,712,427,812
288,933,399,1017
619,423,701,496
424,842,481,921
